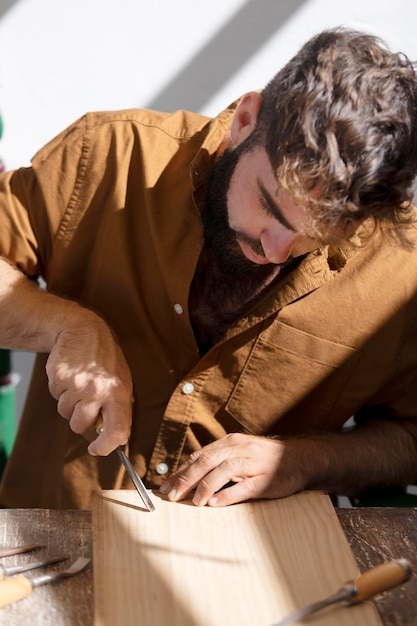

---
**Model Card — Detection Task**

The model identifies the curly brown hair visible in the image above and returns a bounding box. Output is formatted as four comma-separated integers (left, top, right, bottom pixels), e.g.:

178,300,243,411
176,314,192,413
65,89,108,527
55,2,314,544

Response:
251,28,417,245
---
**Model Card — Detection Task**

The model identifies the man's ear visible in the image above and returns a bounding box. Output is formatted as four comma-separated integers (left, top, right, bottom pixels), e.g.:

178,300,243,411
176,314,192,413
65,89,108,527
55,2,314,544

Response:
230,92,262,146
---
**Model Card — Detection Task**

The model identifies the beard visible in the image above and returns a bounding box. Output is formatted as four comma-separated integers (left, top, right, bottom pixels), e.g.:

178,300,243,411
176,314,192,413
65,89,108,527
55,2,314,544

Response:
201,145,277,281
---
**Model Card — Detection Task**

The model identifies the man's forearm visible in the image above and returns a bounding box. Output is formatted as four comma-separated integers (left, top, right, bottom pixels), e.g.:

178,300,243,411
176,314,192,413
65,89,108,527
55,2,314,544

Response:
0,257,134,455
297,418,417,497
0,257,96,352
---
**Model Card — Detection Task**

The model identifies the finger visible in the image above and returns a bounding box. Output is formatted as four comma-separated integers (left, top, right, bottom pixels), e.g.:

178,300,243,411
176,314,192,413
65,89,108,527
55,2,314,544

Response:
67,400,103,435
174,435,242,476
160,434,256,501
191,455,266,507
47,373,66,401
87,409,130,457
190,458,243,506
56,386,98,423
160,448,228,501
206,478,258,507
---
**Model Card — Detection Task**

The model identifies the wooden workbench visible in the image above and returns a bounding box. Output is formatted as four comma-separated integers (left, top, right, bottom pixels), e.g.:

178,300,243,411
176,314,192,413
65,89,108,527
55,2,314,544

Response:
0,505,416,625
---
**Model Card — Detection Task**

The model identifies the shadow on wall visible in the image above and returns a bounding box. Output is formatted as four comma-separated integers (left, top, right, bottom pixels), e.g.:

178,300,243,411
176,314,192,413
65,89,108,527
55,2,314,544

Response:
4,0,308,427
0,0,20,19
147,0,308,113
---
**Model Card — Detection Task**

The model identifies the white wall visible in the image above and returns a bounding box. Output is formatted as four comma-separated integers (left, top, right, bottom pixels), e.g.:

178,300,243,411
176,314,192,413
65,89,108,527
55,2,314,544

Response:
1,0,416,169
0,0,416,417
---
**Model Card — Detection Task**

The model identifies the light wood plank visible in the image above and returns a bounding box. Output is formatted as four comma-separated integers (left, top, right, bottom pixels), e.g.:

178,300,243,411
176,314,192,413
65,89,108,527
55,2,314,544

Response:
93,490,381,626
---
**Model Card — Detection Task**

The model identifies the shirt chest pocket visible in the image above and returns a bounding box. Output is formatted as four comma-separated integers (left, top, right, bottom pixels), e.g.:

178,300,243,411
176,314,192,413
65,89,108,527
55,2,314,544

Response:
225,319,360,433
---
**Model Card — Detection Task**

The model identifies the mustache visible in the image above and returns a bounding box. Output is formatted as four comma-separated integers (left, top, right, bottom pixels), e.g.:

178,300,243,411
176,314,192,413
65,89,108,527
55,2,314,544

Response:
234,231,265,257
234,230,295,269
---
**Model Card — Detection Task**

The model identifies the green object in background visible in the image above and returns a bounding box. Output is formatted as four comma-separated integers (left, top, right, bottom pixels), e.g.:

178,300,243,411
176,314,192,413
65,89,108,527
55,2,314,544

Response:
0,383,16,457
0,125,14,473
0,350,16,478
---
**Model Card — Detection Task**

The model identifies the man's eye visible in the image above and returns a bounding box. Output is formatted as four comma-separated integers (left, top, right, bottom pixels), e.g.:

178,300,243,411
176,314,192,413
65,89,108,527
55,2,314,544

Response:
258,193,275,218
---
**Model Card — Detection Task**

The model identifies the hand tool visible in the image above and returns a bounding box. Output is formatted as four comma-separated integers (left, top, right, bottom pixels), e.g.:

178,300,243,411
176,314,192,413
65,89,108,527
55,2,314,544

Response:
0,556,90,608
273,558,413,626
0,544,45,558
85,415,155,512
0,554,68,580
113,444,155,511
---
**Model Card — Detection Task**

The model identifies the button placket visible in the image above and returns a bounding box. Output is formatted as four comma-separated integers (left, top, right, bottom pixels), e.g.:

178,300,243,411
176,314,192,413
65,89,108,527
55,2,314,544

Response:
147,369,211,485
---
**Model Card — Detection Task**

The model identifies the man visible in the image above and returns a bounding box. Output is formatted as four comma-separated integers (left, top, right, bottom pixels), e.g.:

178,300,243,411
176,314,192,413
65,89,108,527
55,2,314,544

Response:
1,27,417,509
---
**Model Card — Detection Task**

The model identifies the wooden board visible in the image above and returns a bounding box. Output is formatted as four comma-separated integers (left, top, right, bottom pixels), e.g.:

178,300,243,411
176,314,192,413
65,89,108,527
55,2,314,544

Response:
92,490,381,626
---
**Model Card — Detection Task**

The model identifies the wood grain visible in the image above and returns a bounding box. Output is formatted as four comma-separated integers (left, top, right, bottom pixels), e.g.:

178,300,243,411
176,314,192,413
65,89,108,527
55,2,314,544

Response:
92,490,381,626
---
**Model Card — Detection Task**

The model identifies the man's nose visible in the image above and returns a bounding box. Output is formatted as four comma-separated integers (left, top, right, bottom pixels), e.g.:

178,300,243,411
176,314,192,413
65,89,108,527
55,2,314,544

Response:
260,229,294,265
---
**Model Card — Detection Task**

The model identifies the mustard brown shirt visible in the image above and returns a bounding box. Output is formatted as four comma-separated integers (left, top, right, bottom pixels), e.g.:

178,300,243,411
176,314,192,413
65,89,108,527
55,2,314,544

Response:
0,106,417,509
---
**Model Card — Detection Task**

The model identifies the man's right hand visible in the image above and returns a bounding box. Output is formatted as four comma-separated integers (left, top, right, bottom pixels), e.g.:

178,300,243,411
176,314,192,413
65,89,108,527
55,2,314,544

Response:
0,257,133,456
46,315,133,456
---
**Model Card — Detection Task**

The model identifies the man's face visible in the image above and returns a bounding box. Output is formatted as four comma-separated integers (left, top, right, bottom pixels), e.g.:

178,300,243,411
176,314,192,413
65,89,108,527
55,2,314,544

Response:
202,143,323,280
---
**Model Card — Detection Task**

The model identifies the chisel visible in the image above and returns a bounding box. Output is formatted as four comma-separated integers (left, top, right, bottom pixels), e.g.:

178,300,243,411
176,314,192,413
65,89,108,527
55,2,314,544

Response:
273,558,413,625
85,415,155,512
0,544,44,558
0,554,68,580
0,557,90,608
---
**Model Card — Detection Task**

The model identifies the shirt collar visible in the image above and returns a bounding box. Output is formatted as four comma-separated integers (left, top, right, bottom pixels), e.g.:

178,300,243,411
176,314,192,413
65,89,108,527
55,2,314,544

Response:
189,100,239,192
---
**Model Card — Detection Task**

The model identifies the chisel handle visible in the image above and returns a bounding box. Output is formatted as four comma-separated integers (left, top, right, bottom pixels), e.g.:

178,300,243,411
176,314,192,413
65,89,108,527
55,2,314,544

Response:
351,558,413,603
0,575,33,607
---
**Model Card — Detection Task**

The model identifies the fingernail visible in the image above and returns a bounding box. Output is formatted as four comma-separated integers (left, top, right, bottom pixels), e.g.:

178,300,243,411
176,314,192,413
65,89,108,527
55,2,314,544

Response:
192,492,202,506
159,482,170,495
208,496,218,506
167,488,177,501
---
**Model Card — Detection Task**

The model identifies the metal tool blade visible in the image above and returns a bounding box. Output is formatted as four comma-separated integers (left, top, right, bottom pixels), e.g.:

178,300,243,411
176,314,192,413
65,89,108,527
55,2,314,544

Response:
0,544,45,558
86,414,155,511
273,559,413,626
31,557,91,588
1,554,68,578
272,588,351,626
116,446,155,512
0,558,91,608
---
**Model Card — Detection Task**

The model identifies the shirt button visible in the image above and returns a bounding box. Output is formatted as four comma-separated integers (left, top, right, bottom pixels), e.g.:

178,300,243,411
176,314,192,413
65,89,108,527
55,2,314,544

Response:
174,303,183,315
156,462,169,475
182,382,195,395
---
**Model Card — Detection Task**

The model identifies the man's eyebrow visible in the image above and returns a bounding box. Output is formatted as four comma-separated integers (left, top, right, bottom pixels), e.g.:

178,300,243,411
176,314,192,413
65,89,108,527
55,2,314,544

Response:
257,179,296,232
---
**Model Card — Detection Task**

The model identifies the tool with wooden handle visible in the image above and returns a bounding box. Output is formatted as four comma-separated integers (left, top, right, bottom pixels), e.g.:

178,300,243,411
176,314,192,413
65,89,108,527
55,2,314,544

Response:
0,557,90,608
0,544,44,558
85,415,155,512
273,558,413,625
0,554,68,580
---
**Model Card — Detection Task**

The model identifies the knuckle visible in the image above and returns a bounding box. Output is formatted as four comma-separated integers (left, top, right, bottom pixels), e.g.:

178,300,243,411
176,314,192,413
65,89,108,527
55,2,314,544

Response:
224,432,245,445
245,438,263,454
221,458,237,473
105,423,129,446
197,475,212,491
188,450,201,463
175,473,194,490
244,478,260,496
56,395,71,419
191,450,213,470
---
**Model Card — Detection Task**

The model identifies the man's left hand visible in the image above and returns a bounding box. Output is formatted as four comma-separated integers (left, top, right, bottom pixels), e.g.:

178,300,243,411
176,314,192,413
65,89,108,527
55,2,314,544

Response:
159,433,305,507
